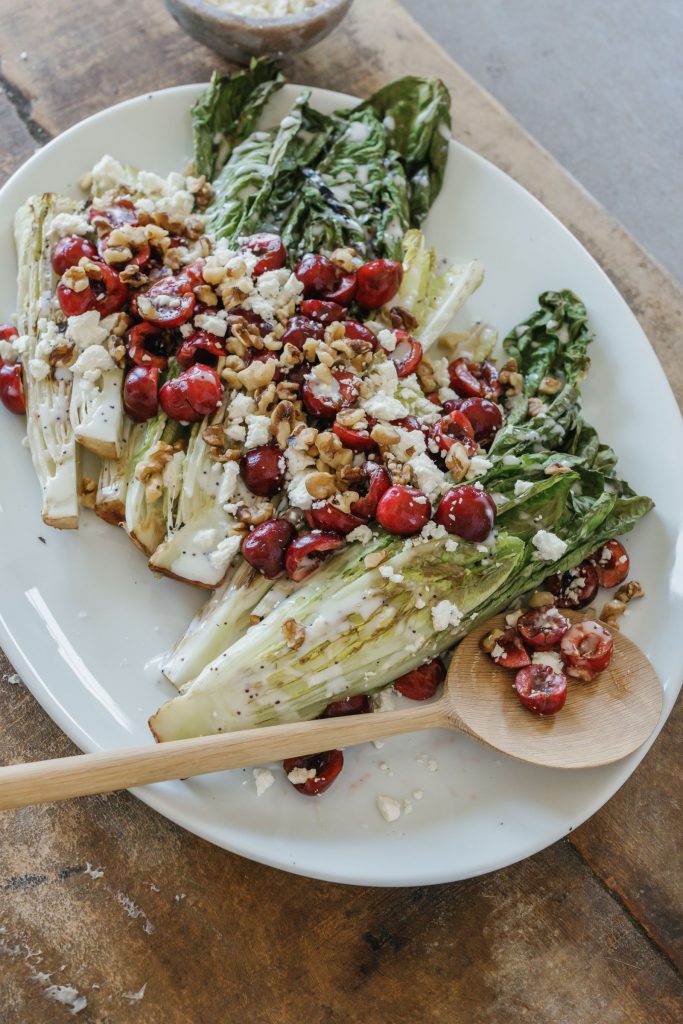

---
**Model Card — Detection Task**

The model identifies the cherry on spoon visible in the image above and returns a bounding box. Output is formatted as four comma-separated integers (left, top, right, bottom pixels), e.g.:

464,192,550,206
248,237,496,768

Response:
0,611,663,809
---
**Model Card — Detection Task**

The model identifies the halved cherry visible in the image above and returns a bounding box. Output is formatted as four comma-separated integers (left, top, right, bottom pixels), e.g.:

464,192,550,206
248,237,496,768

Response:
241,519,296,579
455,397,503,446
448,358,501,400
308,502,367,535
434,485,496,542
0,324,18,342
239,233,286,276
240,444,286,498
123,365,159,422
517,606,570,651
489,629,531,669
136,276,196,327
176,259,206,294
590,539,630,588
560,620,613,681
283,361,313,391
425,391,442,407
126,323,170,370
355,259,403,308
57,261,128,318
283,750,344,795
430,410,476,456
332,418,377,453
0,363,26,415
322,270,357,306
300,299,346,325
301,369,359,419
176,330,225,369
51,235,98,276
393,658,445,700
546,560,599,609
514,664,567,715
389,330,422,378
295,253,338,296
281,315,325,350
392,414,430,441
350,462,391,519
284,531,346,582
375,484,431,536
159,364,223,422
88,197,138,233
321,695,372,718
343,319,377,351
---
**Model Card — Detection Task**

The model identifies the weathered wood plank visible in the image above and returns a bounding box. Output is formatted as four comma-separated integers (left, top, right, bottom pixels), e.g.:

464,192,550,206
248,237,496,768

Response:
1,666,681,1024
0,91,36,183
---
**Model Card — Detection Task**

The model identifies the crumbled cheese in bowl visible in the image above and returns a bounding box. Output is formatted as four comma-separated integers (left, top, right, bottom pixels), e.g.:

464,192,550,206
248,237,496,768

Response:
531,530,568,561
205,0,319,18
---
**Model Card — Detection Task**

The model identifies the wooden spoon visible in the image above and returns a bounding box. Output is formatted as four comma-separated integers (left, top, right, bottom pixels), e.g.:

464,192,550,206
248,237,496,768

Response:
0,613,663,810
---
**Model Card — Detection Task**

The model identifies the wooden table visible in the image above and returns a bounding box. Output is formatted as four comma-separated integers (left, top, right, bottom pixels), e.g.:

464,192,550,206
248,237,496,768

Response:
1,2,681,1020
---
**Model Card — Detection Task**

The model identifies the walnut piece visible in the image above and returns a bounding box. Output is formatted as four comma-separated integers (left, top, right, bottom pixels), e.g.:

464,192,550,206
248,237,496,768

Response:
305,472,338,500
282,618,306,650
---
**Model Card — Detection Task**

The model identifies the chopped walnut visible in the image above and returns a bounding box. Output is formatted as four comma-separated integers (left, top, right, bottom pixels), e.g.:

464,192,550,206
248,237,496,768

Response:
134,441,180,503
600,580,644,626
316,430,353,470
48,343,76,368
280,342,305,368
330,246,359,272
481,628,505,653
444,441,470,481
389,306,418,331
202,424,226,448
615,580,645,603
254,382,277,415
237,358,276,392
305,472,338,499
528,590,556,608
282,618,306,650
276,380,301,402
336,407,368,429
237,503,274,527
290,424,318,451
102,245,133,266
195,284,219,308
527,397,545,418
271,400,296,448
544,462,573,476
60,264,90,293
338,464,366,487
119,265,149,288
539,375,563,395
416,359,437,395
371,423,400,447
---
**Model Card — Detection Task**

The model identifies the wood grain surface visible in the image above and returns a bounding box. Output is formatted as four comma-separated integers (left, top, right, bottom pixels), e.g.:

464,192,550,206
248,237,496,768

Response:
0,1,681,1021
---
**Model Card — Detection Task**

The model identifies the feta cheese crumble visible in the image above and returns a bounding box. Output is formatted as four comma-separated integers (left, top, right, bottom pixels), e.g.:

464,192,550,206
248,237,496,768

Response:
531,530,568,561
514,479,534,497
377,794,402,822
287,767,317,785
253,767,275,796
532,651,565,673
431,600,463,632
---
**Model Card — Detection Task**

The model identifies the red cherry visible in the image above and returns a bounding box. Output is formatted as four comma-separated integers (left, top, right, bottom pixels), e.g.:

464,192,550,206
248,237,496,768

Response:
332,419,377,453
321,695,372,718
448,359,500,400
343,319,378,350
389,330,422,378
300,299,346,325
514,665,567,715
425,391,442,407
241,519,296,578
355,259,403,308
176,260,206,294
137,277,196,327
393,658,445,700
295,253,337,296
517,606,570,651
301,369,359,419
322,270,357,306
227,305,273,337
239,233,286,276
88,197,138,232
239,445,285,498
308,502,367,535
0,363,26,414
590,539,630,588
560,620,614,681
375,485,431,536
350,462,391,519
123,365,159,422
159,365,223,422
176,330,225,369
284,531,346,581
0,324,19,343
392,414,430,441
282,361,313,391
51,235,98,276
126,322,169,370
430,410,476,456
283,750,344,795
489,629,531,669
281,315,325,350
546,561,599,609
435,485,496,542
57,262,128,318
455,397,503,446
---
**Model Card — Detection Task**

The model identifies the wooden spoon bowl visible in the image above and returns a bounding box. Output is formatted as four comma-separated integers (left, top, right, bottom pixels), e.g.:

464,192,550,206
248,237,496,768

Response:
0,612,664,809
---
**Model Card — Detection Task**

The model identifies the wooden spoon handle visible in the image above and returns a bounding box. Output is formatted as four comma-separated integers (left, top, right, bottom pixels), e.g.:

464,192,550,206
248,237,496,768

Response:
0,701,448,810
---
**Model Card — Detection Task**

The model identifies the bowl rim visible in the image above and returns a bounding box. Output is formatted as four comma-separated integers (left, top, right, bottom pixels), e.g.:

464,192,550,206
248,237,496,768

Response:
168,0,351,29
